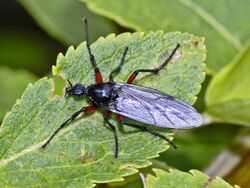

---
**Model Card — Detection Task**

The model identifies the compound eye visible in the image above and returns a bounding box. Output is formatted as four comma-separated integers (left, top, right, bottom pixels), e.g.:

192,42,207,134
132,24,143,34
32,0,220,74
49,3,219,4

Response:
65,87,71,92
65,87,73,97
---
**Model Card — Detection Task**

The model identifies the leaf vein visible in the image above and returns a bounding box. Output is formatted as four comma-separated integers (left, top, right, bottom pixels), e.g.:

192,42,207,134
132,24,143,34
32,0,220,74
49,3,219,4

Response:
178,0,242,49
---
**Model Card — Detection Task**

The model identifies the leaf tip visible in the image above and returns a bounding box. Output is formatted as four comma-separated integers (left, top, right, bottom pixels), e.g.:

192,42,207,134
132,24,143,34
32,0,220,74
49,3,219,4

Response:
65,45,76,57
57,52,65,62
105,33,116,40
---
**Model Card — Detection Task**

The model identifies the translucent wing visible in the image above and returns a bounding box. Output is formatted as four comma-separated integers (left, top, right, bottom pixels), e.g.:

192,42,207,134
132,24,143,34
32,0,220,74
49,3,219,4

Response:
107,83,202,129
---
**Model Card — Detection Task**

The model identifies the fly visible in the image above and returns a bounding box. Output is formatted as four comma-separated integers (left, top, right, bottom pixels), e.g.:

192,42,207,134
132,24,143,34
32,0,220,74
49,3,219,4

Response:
42,18,203,158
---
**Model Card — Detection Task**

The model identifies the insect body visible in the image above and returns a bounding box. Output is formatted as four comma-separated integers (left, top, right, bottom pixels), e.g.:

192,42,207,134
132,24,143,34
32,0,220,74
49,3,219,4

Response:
42,18,202,158
106,83,202,129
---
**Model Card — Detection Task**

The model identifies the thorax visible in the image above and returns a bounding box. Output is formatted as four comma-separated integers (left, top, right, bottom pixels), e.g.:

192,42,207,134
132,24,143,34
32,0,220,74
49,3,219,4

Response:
87,82,118,105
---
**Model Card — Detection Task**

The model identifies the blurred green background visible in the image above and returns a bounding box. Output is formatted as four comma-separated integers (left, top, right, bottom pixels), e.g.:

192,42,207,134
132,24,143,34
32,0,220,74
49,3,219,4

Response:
0,0,250,187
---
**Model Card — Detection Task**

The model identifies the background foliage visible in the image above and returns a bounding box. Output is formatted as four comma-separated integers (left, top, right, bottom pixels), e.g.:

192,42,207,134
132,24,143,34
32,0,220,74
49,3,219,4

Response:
0,0,249,187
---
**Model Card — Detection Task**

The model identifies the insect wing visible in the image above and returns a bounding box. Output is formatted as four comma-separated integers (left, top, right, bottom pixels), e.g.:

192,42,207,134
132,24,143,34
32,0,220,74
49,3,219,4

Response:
108,83,202,129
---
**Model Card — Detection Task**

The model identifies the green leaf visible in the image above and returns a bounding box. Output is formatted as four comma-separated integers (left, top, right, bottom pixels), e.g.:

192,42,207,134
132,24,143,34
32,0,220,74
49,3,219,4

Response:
145,168,238,188
81,0,250,74
193,76,211,112
0,30,53,74
0,66,37,120
159,123,242,171
19,0,117,45
0,31,205,187
206,42,250,126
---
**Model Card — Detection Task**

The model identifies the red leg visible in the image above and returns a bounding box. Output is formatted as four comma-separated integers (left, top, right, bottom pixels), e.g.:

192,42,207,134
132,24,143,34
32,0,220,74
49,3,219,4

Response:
117,114,124,122
83,18,103,84
109,47,129,82
104,110,112,117
42,105,96,148
85,105,96,113
95,68,103,84
103,111,119,158
127,44,180,84
117,114,177,149
127,72,138,84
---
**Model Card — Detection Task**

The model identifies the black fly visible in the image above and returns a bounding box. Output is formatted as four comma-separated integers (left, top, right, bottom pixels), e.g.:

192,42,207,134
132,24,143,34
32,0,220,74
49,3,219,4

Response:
42,18,202,158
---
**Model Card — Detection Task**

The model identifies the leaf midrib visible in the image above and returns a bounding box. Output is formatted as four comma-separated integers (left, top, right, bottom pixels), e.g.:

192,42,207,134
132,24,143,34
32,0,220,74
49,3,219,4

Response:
0,135,161,188
85,0,242,50
178,0,242,50
0,99,49,160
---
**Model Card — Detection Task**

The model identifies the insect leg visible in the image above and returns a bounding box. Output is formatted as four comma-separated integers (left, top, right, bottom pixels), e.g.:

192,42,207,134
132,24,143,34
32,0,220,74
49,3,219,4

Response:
103,111,119,158
127,43,180,84
83,17,103,84
42,105,96,148
121,120,177,149
109,47,129,82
